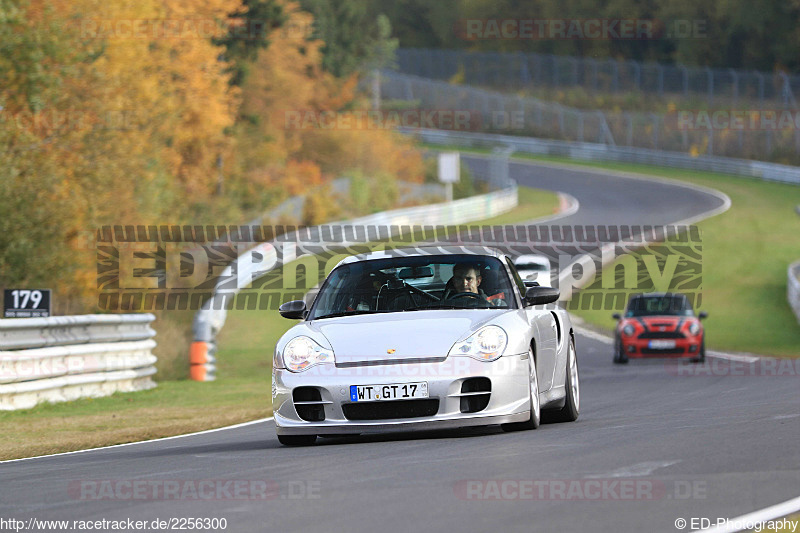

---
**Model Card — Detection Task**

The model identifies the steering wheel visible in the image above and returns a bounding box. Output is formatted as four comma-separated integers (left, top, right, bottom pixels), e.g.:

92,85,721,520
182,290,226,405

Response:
449,291,484,301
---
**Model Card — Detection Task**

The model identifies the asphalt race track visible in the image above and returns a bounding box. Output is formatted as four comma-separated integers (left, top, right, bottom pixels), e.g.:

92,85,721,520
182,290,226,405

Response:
2,159,798,533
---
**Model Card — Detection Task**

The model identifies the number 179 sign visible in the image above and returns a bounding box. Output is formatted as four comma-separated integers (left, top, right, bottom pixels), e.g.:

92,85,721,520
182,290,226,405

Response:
3,289,51,318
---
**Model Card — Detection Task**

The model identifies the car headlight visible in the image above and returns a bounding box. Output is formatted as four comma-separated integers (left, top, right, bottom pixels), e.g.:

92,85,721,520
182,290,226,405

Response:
688,322,700,336
282,336,334,372
622,324,635,336
449,325,508,362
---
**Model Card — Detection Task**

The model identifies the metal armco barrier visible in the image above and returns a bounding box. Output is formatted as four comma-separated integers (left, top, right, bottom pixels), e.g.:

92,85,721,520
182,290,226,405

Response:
789,261,800,325
381,70,800,167
190,180,519,381
0,314,157,410
401,127,800,185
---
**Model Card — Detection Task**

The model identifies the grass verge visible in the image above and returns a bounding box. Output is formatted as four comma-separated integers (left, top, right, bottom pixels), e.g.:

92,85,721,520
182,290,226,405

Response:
0,186,558,461
433,144,800,357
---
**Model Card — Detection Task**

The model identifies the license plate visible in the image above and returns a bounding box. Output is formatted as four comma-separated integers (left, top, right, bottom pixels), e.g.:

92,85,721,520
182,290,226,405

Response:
350,382,428,402
649,340,676,349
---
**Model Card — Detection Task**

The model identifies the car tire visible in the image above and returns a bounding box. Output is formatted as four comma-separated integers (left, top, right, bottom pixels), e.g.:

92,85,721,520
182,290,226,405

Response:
277,434,317,446
691,339,706,363
502,348,540,432
542,337,579,423
613,336,629,365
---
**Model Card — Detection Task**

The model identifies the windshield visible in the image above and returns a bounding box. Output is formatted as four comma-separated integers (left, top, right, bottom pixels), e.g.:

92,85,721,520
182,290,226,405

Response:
625,295,694,317
308,254,517,319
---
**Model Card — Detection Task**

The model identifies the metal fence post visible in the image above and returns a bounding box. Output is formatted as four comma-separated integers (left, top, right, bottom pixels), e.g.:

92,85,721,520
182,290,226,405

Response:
682,66,689,98
708,127,713,156
553,55,560,87
706,67,714,104
651,113,659,149
626,112,634,147
631,61,641,92
588,58,598,92
519,52,531,85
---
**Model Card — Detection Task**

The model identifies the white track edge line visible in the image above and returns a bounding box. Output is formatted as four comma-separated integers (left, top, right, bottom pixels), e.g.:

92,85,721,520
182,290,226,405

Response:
699,495,800,533
0,417,275,464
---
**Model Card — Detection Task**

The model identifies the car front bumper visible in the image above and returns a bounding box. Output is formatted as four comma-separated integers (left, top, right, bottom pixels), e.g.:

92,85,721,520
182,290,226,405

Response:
273,353,531,436
621,336,703,358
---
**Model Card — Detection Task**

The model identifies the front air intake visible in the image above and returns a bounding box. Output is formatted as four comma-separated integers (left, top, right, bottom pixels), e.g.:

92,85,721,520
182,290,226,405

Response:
460,377,491,413
292,387,326,422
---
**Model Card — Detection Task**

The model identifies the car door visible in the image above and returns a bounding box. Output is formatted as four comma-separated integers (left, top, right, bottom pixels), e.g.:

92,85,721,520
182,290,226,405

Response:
505,258,557,392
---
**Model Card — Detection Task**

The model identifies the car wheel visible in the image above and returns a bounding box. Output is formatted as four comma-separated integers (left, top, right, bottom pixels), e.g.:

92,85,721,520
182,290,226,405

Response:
613,336,629,365
691,339,706,363
502,348,540,432
543,337,579,423
277,434,317,446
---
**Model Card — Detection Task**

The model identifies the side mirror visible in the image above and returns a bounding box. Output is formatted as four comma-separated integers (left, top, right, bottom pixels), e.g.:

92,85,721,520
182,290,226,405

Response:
524,286,560,306
279,300,307,320
612,313,621,320
698,311,708,320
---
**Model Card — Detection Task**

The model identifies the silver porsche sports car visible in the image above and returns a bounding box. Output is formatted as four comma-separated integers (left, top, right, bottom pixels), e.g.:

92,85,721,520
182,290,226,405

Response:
272,246,579,445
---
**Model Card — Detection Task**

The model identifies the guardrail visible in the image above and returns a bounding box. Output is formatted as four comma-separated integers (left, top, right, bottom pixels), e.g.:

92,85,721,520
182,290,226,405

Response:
190,177,518,381
396,48,799,108
0,314,157,410
380,70,800,167
399,127,800,185
789,261,800,325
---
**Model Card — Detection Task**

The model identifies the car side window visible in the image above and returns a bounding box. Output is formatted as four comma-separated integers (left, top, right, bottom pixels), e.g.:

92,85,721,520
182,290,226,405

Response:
504,257,527,299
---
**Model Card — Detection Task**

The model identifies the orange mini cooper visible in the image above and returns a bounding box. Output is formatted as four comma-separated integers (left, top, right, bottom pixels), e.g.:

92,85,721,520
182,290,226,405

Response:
612,293,707,364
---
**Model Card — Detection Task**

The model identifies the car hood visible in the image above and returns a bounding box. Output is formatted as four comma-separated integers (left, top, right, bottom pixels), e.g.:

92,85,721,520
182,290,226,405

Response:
308,310,502,365
625,315,695,331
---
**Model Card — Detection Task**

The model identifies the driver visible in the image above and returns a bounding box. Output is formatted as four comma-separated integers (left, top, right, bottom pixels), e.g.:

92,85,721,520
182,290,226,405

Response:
452,263,483,295
445,263,506,306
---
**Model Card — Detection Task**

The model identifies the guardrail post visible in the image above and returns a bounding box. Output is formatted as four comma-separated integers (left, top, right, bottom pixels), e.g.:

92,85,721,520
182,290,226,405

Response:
190,307,217,382
788,261,800,325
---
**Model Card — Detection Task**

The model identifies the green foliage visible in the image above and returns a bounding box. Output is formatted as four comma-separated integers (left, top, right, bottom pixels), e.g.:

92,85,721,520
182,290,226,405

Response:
347,169,399,214
214,0,286,86
298,0,398,77
370,0,800,71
